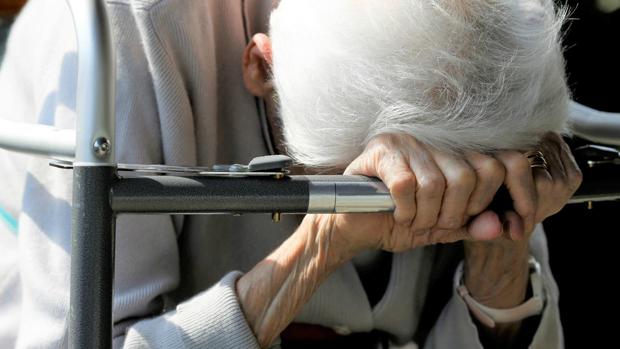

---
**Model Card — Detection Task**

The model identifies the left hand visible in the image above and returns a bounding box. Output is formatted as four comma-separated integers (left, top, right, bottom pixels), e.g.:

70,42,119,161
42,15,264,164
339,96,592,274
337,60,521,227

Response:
464,132,583,309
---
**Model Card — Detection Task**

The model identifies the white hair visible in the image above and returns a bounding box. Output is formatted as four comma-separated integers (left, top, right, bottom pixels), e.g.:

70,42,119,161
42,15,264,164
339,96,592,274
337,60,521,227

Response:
269,0,570,167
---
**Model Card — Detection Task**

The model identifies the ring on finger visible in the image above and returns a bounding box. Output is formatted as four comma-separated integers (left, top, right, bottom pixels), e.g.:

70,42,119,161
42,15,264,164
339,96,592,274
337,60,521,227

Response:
524,150,548,171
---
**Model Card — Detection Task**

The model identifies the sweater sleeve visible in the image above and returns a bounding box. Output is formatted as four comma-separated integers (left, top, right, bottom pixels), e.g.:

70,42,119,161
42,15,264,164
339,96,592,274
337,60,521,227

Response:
424,224,564,349
122,272,259,348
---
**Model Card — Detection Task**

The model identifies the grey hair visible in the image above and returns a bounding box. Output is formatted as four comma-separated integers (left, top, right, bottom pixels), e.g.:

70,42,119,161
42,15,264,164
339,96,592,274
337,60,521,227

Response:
269,0,570,167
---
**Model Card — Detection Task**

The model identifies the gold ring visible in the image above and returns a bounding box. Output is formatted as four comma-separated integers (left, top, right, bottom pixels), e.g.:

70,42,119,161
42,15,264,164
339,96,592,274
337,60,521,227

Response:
524,150,548,171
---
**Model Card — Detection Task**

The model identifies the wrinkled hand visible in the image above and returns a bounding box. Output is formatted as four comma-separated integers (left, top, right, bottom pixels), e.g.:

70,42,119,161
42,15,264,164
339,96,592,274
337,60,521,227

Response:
319,133,509,259
470,132,583,243
464,132,582,310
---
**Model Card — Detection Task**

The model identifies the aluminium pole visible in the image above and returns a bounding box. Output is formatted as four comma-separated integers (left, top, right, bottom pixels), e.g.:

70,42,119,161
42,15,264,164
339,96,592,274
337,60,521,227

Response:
66,0,116,348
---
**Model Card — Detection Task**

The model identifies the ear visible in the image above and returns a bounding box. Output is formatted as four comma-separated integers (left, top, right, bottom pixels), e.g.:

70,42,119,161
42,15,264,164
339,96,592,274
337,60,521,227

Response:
243,33,273,97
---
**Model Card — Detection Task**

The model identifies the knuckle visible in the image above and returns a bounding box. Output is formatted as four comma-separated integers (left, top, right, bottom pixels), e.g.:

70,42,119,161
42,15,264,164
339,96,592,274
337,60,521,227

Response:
368,142,390,159
368,133,394,147
570,168,584,189
449,166,476,190
367,136,400,157
505,154,531,175
418,174,446,198
479,157,506,179
391,173,417,198
399,133,421,148
374,152,400,178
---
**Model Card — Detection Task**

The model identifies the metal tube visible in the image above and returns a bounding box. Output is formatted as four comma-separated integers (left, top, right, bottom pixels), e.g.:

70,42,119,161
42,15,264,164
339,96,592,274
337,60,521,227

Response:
7,101,620,161
569,101,620,146
70,166,116,349
65,0,117,348
567,175,620,204
111,175,614,215
0,0,116,161
0,120,75,158
111,175,310,214
67,0,116,165
304,175,395,213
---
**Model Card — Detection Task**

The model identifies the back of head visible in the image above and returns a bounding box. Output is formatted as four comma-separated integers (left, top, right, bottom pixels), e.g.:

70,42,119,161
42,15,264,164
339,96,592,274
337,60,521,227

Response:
270,0,570,167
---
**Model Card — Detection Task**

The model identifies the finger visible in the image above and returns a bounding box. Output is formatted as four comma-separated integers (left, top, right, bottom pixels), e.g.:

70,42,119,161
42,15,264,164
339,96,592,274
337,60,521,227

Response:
404,138,445,231
554,134,583,193
428,228,470,244
532,166,555,220
467,210,503,241
502,210,526,241
534,133,570,219
344,143,417,226
432,150,476,230
539,134,566,181
431,210,502,244
496,151,537,233
464,152,505,216
537,134,583,218
377,154,418,226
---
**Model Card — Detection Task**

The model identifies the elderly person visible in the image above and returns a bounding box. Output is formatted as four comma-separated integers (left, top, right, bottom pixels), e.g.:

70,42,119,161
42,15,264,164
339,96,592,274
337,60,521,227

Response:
0,0,580,348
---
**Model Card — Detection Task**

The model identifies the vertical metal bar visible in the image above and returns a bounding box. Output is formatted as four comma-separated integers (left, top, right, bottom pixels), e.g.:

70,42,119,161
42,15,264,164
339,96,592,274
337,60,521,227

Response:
70,167,116,349
67,0,116,166
66,0,116,348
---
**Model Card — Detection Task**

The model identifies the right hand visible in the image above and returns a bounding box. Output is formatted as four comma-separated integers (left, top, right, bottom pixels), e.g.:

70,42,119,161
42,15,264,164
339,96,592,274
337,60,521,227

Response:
318,133,508,259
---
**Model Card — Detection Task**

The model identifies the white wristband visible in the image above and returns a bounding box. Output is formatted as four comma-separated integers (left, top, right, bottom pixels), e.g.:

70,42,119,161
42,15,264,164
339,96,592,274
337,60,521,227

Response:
455,256,546,328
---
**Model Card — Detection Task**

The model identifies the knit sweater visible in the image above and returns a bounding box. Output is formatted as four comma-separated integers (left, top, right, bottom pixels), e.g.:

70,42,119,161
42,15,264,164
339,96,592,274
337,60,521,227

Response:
0,0,564,348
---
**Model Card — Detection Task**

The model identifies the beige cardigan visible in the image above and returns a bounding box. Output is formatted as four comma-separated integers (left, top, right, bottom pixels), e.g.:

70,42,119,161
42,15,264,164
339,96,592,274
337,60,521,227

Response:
0,0,563,347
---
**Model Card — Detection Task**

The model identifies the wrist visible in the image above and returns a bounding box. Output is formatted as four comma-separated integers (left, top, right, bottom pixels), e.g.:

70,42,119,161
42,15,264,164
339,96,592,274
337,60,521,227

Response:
305,214,357,269
237,214,348,347
313,213,374,264
457,257,545,329
463,241,529,308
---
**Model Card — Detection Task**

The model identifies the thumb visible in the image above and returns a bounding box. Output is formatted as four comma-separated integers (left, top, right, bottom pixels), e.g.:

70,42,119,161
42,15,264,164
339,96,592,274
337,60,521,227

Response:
467,210,503,241
430,210,502,244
